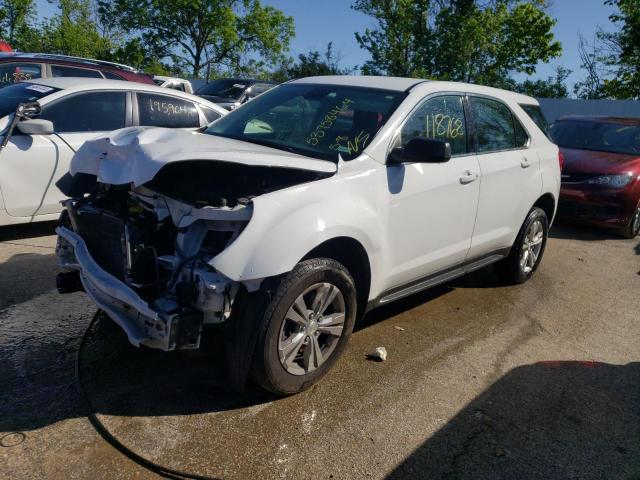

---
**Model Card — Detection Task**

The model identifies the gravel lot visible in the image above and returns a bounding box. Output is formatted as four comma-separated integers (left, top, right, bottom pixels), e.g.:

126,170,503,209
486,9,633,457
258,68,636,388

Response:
1,220,639,480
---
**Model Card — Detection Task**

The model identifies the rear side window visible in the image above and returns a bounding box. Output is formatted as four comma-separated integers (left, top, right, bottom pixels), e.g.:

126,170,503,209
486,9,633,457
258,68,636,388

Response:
470,97,528,152
521,104,550,139
0,63,42,87
137,93,200,128
104,71,125,80
41,91,126,132
51,65,104,78
399,95,468,155
201,106,222,123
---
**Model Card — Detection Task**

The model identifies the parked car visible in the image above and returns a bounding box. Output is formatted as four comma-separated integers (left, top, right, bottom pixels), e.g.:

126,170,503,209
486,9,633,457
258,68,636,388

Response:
153,75,194,94
0,77,226,226
196,78,277,110
0,41,11,52
0,52,155,88
551,116,640,238
55,76,560,395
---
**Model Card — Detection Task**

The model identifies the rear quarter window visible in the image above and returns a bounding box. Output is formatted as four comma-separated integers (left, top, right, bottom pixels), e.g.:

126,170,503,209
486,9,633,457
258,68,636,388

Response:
520,104,550,139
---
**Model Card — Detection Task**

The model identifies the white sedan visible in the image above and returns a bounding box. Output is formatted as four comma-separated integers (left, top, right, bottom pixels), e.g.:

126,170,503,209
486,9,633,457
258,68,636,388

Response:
0,77,226,226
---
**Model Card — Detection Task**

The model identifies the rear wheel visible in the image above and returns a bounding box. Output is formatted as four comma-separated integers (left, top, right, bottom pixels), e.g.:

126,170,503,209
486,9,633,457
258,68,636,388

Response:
495,207,549,284
251,258,357,395
621,205,640,239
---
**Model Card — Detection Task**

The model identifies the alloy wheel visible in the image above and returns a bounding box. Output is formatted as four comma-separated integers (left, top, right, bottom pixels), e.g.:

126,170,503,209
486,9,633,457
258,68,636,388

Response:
520,219,544,274
631,208,640,237
277,282,346,376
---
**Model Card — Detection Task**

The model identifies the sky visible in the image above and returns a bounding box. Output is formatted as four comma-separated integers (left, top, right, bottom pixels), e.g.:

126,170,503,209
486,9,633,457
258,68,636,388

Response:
35,0,617,89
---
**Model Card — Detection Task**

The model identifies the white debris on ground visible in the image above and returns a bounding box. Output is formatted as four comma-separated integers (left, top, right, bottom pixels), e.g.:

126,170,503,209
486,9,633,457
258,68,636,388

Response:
393,326,405,331
368,346,387,362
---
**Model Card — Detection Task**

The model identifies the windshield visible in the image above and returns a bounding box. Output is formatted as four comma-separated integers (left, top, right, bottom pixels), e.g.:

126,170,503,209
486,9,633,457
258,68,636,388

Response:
204,83,406,161
0,82,59,119
197,79,249,99
551,120,640,156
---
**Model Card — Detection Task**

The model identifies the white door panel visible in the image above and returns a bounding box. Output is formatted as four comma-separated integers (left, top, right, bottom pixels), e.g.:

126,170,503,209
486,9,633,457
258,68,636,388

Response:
0,133,74,217
468,149,541,257
385,155,480,288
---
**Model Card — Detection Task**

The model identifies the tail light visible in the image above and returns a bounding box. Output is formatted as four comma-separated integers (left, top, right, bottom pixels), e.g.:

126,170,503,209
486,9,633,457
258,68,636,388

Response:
558,151,565,172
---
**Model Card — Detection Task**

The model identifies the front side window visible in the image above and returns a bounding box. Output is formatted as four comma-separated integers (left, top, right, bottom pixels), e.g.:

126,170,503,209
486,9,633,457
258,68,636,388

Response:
551,120,640,155
40,91,126,132
51,65,104,78
398,95,468,155
205,84,405,162
0,63,42,87
137,93,200,128
470,97,527,153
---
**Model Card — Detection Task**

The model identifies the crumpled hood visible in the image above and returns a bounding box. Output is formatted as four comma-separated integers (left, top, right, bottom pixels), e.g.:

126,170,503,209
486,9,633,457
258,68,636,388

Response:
70,127,337,186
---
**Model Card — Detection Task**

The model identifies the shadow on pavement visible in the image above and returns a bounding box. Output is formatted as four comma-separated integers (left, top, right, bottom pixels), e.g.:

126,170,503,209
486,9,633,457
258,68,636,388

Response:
0,221,57,242
0,252,58,310
549,220,623,241
387,361,640,480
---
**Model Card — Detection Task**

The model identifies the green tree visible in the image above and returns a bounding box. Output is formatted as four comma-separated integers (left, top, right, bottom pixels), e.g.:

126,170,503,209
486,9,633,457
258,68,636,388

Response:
506,66,571,98
277,42,352,80
352,0,561,86
98,0,295,79
0,0,37,47
29,0,112,58
600,0,640,99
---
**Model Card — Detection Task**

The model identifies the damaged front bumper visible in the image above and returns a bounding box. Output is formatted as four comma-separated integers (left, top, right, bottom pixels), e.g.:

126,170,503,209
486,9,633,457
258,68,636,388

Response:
57,226,231,351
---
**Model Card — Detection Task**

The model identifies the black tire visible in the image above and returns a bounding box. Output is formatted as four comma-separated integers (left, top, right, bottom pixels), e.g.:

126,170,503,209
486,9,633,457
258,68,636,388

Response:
250,258,357,395
621,205,640,239
495,207,549,284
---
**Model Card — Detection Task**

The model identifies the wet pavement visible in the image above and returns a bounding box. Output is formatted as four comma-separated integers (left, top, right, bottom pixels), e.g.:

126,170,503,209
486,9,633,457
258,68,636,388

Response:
1,221,639,479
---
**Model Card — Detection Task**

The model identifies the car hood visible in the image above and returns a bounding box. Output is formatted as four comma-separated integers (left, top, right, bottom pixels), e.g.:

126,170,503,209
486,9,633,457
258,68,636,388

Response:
69,126,337,186
560,147,640,174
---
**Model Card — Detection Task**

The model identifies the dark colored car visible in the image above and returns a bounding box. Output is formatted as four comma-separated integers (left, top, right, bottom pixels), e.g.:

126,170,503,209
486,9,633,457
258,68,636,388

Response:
196,78,277,110
0,52,154,88
551,115,640,238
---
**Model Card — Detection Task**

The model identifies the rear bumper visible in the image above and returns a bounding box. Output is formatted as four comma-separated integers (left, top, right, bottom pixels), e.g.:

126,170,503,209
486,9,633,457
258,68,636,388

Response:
56,226,184,350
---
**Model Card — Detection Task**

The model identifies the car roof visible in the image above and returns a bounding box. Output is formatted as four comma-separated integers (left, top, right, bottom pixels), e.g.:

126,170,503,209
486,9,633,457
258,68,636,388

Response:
288,75,537,104
23,77,227,114
0,52,140,73
556,115,640,126
205,78,276,85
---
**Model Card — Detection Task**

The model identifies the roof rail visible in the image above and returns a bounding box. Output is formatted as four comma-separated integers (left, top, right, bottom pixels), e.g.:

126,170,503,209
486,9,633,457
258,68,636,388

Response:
5,52,141,73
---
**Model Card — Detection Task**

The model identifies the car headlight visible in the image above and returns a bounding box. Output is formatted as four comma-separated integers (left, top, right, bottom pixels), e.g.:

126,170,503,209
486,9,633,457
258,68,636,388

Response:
586,173,634,188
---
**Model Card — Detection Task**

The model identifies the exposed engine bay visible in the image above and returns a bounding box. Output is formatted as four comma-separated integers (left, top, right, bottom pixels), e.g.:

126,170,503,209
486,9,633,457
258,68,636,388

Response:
55,162,332,351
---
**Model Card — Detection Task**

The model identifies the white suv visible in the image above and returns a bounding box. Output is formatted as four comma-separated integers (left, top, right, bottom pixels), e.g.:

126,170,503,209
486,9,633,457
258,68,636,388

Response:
56,76,560,394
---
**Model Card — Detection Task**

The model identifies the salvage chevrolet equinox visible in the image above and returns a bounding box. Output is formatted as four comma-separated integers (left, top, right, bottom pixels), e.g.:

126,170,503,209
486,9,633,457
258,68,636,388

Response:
54,76,560,395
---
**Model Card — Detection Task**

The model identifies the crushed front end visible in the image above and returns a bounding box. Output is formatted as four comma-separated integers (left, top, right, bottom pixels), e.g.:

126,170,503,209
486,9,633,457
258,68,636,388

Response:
56,177,252,351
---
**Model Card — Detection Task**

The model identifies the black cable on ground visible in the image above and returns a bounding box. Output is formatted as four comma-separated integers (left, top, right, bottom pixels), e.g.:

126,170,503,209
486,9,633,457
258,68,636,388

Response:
75,310,222,480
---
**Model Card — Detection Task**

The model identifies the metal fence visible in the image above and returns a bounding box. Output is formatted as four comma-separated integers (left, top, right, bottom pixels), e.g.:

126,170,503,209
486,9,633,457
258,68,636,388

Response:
537,98,640,124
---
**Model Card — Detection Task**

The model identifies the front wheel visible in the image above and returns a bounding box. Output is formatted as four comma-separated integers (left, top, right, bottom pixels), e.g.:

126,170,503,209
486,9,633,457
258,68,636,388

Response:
495,207,549,284
621,205,640,239
251,258,357,395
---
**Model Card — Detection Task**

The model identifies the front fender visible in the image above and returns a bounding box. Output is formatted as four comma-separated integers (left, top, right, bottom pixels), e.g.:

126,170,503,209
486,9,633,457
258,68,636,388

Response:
210,183,384,290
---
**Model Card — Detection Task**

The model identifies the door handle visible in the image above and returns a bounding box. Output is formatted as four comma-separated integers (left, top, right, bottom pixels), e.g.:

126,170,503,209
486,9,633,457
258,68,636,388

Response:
459,171,478,184
521,158,531,168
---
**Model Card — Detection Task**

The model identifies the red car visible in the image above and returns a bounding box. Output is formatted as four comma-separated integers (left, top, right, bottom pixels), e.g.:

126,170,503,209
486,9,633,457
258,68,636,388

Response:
0,52,154,88
551,116,640,238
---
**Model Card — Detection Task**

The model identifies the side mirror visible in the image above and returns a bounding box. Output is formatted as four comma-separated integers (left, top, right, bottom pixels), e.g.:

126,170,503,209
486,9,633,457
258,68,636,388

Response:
16,101,42,119
17,119,54,136
388,138,452,164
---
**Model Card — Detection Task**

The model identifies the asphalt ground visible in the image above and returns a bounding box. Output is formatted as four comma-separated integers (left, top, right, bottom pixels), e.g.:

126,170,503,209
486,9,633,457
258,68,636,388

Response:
1,220,639,480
